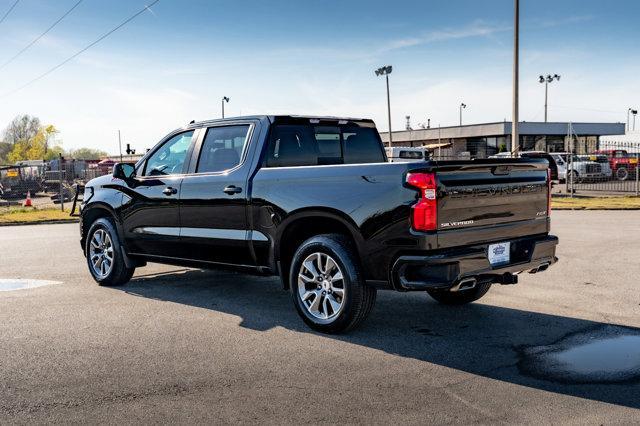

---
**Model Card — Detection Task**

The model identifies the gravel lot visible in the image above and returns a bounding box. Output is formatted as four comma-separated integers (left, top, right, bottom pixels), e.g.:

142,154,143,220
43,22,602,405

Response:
0,211,639,424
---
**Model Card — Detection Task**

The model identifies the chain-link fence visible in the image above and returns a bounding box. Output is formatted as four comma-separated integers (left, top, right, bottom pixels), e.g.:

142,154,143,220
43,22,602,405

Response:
562,141,639,195
0,160,112,214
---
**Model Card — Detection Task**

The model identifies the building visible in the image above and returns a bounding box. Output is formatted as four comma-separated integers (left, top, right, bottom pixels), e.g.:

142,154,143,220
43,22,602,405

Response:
380,121,625,159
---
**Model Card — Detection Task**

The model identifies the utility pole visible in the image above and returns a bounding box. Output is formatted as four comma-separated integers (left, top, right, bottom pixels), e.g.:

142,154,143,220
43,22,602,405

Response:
118,130,123,162
511,0,519,155
58,152,64,212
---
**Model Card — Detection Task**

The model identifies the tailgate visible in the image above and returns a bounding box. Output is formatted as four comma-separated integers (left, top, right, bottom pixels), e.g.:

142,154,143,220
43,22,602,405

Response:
434,159,549,248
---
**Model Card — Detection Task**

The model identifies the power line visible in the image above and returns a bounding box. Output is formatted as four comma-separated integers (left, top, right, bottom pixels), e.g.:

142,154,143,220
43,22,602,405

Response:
0,0,20,27
0,0,84,72
0,0,160,99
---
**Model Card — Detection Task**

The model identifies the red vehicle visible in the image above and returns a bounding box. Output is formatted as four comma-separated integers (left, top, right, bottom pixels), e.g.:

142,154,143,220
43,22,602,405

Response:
594,149,639,181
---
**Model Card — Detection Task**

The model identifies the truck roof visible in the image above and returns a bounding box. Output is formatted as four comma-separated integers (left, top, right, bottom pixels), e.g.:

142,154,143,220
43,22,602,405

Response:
185,115,375,130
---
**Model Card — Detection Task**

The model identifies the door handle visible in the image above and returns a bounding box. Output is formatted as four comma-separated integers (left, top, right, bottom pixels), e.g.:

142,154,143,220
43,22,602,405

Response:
223,185,242,195
162,187,178,196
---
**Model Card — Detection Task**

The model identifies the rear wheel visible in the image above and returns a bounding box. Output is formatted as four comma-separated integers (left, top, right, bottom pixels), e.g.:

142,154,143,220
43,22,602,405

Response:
426,282,492,305
85,217,135,286
290,234,376,334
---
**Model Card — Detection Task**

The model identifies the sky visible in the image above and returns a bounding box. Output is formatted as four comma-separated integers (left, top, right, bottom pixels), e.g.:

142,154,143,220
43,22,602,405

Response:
0,0,638,154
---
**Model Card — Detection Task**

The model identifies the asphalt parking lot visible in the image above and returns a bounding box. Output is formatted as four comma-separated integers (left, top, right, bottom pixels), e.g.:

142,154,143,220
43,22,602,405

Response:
1,211,639,424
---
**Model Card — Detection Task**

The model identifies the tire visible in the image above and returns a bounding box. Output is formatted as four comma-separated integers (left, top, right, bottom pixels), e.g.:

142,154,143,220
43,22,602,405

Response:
568,170,580,184
616,167,629,181
289,234,376,334
426,282,492,305
85,217,135,286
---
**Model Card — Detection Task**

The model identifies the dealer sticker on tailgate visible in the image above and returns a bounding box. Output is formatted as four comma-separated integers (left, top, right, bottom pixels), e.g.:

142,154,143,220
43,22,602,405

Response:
488,242,510,266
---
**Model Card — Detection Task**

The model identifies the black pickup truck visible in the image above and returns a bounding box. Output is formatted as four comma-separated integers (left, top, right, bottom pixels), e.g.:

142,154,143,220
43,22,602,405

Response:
79,115,557,333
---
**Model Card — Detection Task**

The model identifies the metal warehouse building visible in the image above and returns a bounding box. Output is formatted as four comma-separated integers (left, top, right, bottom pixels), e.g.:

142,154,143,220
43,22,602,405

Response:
380,121,625,159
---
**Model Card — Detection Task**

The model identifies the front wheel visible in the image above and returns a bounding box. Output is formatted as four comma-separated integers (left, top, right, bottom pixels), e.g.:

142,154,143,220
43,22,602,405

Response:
426,282,492,305
290,234,376,334
568,170,581,184
85,217,135,286
616,167,629,181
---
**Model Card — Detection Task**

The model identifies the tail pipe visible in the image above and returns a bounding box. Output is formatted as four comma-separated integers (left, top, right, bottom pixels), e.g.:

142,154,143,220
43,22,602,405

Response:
450,277,477,292
528,262,550,274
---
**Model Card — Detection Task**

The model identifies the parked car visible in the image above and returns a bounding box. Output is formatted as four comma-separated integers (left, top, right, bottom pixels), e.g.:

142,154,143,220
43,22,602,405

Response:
549,153,610,183
79,115,558,333
581,154,612,179
550,153,567,182
385,146,428,162
594,149,639,181
564,155,608,182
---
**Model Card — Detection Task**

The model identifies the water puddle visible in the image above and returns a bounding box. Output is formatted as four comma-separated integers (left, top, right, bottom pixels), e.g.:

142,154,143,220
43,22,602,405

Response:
518,325,640,384
0,279,61,292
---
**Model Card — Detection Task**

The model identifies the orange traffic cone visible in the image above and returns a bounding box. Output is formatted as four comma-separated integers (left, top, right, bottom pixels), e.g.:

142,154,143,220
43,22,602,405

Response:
23,191,33,207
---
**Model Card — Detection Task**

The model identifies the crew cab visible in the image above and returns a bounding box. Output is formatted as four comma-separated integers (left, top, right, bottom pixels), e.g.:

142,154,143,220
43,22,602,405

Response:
79,116,558,333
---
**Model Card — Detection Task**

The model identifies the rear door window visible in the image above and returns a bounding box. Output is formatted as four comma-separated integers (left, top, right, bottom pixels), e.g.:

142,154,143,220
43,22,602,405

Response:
266,124,385,167
342,127,386,164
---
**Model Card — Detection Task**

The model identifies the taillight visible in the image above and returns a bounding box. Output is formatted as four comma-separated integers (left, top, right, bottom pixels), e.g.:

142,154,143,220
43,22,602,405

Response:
406,172,437,231
547,168,551,216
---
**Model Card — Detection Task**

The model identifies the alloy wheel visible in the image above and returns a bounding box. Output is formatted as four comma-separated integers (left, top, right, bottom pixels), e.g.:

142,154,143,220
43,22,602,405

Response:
89,229,114,279
297,252,346,320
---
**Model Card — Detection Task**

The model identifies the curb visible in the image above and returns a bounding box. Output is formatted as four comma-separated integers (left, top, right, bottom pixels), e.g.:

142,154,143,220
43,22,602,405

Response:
552,207,640,211
0,219,79,227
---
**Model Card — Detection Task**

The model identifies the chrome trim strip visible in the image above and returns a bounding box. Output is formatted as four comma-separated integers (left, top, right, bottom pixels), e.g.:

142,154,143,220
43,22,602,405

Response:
181,228,247,240
249,230,269,242
132,227,181,236
132,226,269,242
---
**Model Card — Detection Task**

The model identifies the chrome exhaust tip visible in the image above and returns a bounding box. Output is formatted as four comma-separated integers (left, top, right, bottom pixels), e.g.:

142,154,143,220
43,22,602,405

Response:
451,277,477,292
528,262,550,274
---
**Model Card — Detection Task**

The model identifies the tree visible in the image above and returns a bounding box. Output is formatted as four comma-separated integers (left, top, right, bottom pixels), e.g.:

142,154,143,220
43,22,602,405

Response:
2,114,41,145
0,142,11,164
7,125,60,162
68,147,108,160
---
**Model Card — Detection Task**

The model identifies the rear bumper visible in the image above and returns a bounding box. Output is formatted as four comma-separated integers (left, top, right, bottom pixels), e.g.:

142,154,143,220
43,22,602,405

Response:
391,234,558,291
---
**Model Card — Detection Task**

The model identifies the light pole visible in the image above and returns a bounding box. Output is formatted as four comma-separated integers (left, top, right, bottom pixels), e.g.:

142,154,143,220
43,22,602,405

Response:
375,65,393,147
459,103,466,126
628,108,638,132
512,0,519,155
221,96,229,118
539,74,560,122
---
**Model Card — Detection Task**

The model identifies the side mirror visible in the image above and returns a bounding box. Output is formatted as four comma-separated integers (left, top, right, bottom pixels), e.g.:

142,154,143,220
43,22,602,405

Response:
113,163,136,180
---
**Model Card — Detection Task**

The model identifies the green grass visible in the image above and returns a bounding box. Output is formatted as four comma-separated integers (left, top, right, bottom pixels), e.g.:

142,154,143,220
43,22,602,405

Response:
552,195,640,210
0,207,75,224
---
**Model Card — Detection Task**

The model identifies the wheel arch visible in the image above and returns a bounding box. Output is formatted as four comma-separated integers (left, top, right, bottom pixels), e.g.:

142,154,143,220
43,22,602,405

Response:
81,202,123,254
274,208,365,290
